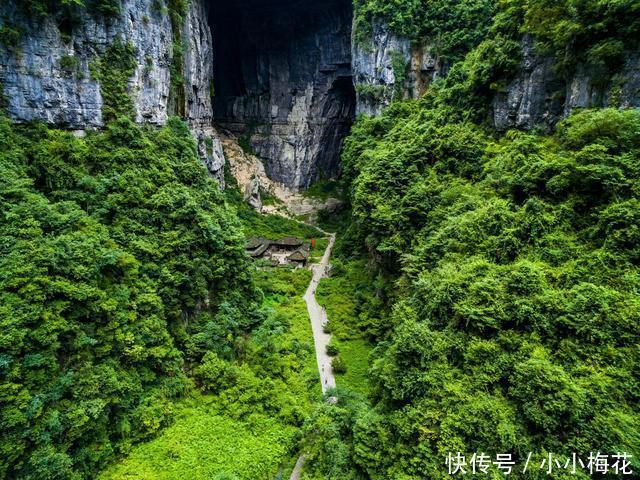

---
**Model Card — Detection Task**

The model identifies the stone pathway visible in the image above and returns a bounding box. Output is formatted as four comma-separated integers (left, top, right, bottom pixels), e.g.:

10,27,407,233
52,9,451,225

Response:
289,232,336,480
304,233,336,393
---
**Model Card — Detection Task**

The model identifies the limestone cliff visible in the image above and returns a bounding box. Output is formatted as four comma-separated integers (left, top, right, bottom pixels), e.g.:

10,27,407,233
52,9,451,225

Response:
351,21,446,116
352,25,640,130
0,0,225,183
210,0,355,190
3,1,638,193
492,35,640,130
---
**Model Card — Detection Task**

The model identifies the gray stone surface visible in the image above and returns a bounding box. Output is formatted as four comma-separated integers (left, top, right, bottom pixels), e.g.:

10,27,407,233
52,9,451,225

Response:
493,35,640,130
492,35,563,130
183,0,225,184
565,51,640,113
0,0,172,127
352,21,446,116
182,0,213,126
0,0,225,184
244,176,262,211
211,0,356,189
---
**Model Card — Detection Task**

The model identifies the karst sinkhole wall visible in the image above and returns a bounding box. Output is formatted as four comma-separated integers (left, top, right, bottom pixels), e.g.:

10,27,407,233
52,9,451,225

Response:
207,0,355,189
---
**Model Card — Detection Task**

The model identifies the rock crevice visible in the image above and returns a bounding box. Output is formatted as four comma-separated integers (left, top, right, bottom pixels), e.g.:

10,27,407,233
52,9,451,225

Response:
210,0,356,189
0,0,225,183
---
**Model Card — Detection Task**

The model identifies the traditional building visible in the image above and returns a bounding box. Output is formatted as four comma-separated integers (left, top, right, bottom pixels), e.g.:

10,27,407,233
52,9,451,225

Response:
245,236,310,268
245,237,271,257
287,248,310,267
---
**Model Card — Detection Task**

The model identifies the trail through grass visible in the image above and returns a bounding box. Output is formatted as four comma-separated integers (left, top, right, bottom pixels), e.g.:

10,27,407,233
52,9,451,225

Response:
101,267,319,479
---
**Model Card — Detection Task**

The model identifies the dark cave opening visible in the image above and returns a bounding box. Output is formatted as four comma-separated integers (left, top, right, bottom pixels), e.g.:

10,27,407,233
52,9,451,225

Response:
206,0,355,189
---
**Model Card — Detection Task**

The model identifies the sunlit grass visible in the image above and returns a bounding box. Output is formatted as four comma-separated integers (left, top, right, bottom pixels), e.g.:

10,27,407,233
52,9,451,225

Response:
99,394,296,480
334,339,372,395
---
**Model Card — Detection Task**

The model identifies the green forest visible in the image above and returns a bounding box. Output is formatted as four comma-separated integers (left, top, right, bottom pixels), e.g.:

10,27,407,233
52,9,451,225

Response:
0,116,258,478
1,0,639,478
298,1,640,478
302,104,640,480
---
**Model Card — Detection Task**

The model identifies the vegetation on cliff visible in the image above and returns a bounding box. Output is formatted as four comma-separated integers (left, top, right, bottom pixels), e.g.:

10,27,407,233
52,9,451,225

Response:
355,0,640,79
12,0,121,19
303,103,640,479
0,115,259,478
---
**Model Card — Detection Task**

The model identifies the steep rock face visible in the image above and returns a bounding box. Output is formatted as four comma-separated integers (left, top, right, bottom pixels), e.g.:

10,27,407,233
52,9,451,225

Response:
351,25,640,130
565,52,640,113
210,0,356,189
493,35,640,130
181,0,225,183
0,0,225,182
352,21,446,116
492,35,564,130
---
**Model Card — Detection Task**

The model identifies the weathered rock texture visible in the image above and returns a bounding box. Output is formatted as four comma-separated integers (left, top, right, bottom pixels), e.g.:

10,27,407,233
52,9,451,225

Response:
210,0,356,189
221,131,343,222
0,0,225,183
4,2,637,193
493,35,640,130
352,21,446,116
352,26,640,129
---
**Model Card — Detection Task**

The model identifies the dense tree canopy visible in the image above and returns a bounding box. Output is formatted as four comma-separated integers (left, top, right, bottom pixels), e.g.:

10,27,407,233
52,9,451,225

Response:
302,2,640,477
304,104,640,479
0,116,258,478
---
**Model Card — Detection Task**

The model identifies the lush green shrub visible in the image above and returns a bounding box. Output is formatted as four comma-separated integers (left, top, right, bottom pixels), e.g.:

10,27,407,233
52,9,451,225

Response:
354,0,639,83
59,54,78,72
355,83,386,103
331,356,347,374
0,25,22,50
0,115,257,478
522,0,640,76
89,38,136,121
326,341,340,357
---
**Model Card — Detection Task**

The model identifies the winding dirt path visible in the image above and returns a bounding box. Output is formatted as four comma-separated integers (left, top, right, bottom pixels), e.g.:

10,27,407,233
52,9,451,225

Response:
304,233,336,393
289,232,336,480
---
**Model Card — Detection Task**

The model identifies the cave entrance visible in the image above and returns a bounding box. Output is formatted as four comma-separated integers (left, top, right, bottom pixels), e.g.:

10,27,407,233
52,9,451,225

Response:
207,0,355,189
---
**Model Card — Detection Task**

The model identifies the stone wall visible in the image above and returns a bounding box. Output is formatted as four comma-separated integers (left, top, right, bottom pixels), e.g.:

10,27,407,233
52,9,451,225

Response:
0,0,225,182
210,0,355,189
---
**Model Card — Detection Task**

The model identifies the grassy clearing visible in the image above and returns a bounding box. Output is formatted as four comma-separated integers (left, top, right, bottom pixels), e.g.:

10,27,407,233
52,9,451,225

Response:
254,268,320,400
238,209,321,240
101,268,318,479
99,395,296,480
316,260,369,340
333,339,372,395
316,260,375,394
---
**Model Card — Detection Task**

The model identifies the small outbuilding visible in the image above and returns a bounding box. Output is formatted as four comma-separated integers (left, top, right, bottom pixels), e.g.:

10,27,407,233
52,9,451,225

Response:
246,237,271,257
273,236,304,249
287,248,310,267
